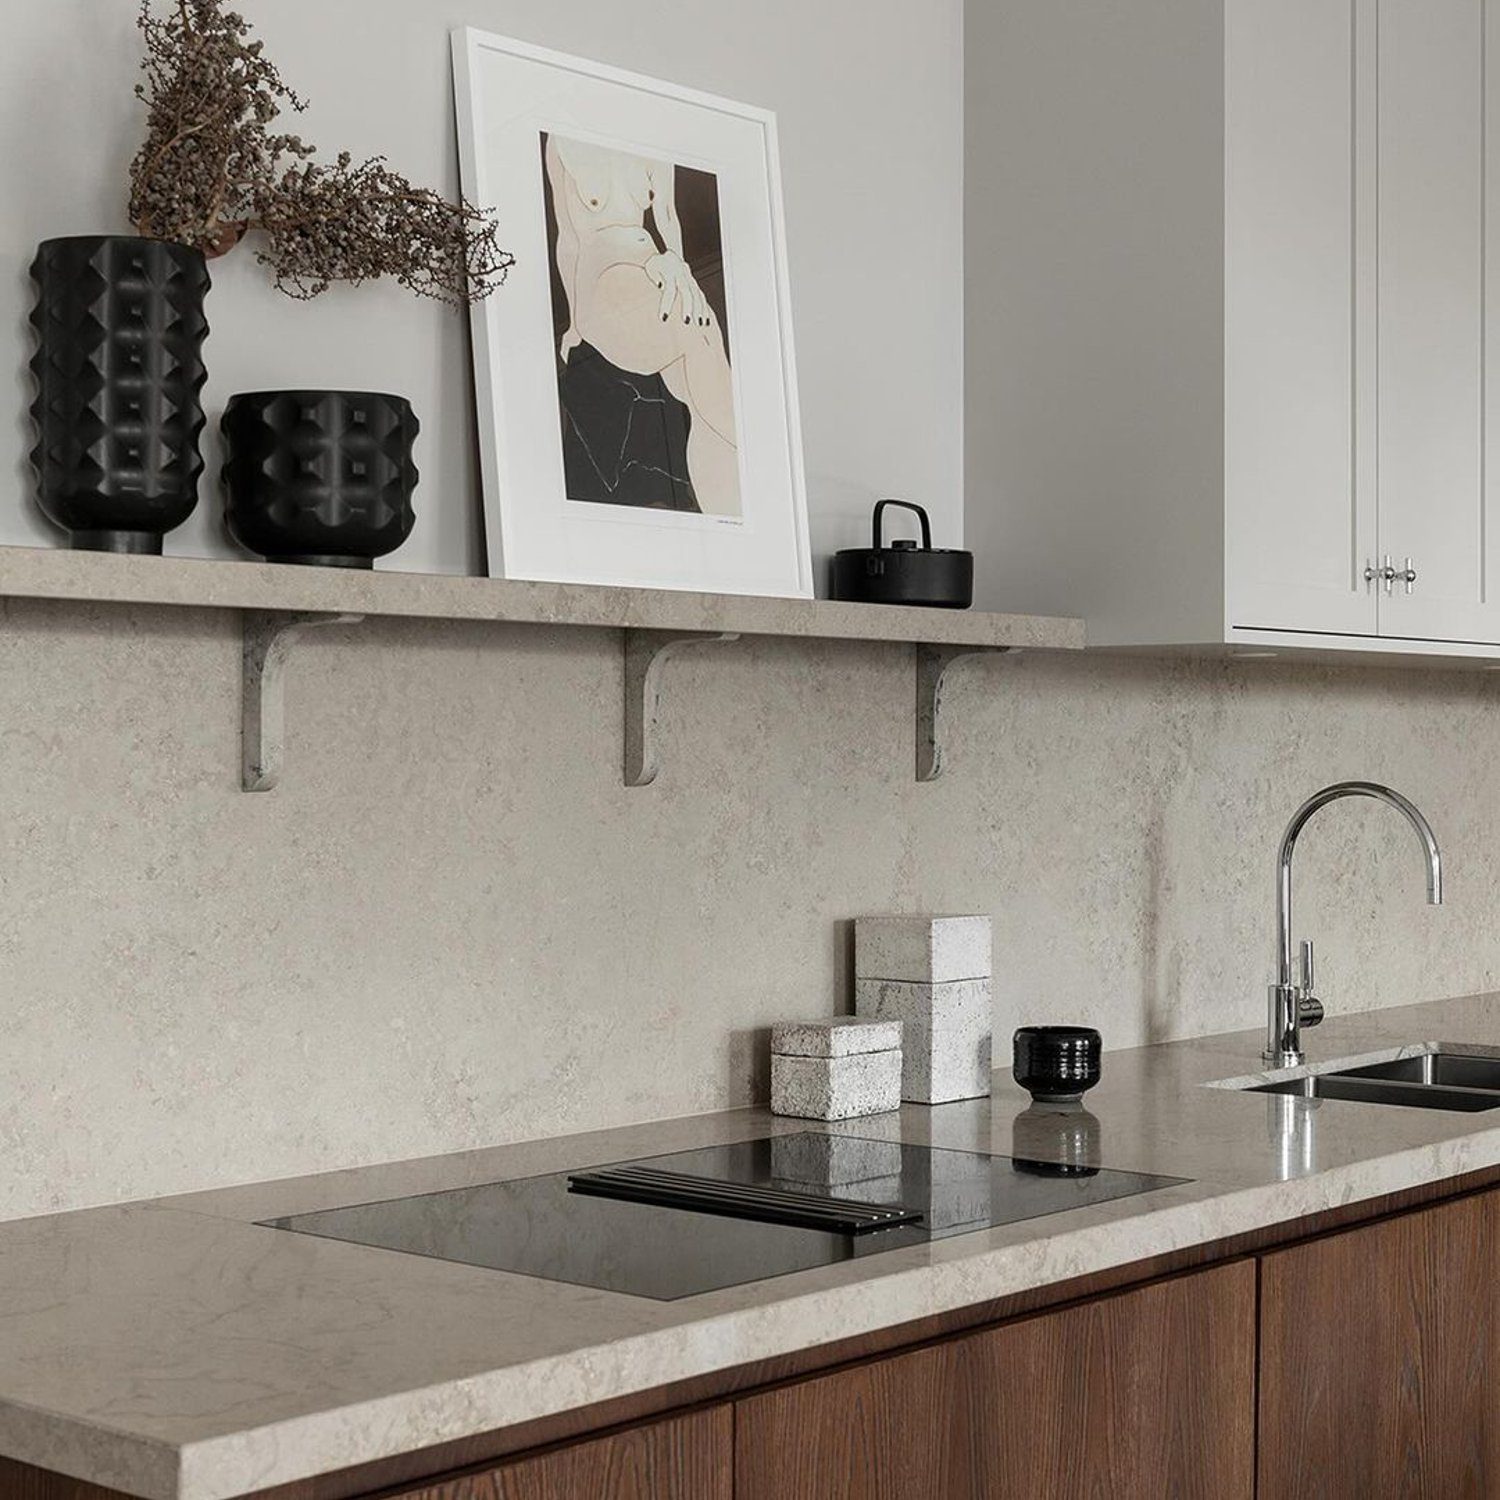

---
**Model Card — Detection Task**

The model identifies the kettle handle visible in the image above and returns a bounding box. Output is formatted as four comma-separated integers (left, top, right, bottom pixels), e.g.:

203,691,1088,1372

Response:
872,498,932,550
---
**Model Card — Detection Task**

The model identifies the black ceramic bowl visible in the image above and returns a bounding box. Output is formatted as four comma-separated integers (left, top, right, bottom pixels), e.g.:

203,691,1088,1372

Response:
1013,1026,1102,1104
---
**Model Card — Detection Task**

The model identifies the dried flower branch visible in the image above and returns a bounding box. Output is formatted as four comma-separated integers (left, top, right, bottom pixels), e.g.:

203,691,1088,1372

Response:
128,0,513,303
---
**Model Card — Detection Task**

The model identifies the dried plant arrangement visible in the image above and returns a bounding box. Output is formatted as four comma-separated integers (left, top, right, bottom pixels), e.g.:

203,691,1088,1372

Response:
128,0,513,303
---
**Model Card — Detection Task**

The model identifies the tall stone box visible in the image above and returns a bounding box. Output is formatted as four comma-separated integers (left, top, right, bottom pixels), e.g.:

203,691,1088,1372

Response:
855,915,993,1103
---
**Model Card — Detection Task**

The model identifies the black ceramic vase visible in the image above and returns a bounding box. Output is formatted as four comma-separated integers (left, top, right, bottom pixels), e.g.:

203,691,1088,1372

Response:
221,390,419,568
29,235,210,553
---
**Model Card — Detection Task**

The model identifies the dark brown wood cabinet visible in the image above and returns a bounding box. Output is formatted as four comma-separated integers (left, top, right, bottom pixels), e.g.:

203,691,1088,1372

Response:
734,1260,1256,1500
1258,1190,1500,1499
382,1409,731,1500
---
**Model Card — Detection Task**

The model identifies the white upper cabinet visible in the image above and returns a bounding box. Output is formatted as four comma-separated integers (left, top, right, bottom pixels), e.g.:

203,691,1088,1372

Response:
1224,0,1375,638
1376,0,1494,644
966,0,1500,658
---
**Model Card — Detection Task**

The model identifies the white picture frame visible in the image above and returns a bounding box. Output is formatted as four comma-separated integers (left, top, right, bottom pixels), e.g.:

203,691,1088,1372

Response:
452,29,813,599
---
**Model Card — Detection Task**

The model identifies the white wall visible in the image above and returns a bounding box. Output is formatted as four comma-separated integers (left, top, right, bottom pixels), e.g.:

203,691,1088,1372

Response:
962,0,1225,626
2,0,964,581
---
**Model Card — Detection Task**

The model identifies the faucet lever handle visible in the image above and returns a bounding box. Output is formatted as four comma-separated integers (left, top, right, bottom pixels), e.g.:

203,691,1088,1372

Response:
1298,940,1323,1029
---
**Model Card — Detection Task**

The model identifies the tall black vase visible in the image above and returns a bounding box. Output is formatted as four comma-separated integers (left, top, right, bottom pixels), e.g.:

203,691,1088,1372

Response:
29,235,210,553
221,390,419,568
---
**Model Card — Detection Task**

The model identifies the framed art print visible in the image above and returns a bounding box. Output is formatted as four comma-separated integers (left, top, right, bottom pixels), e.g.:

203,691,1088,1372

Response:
452,29,813,598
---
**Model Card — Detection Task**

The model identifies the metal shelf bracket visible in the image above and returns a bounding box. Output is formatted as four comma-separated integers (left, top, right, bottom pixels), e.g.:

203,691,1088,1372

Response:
916,644,1012,782
624,628,740,787
242,610,364,792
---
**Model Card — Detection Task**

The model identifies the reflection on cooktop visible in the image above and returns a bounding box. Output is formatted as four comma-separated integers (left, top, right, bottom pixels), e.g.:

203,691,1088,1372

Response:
263,1134,1187,1301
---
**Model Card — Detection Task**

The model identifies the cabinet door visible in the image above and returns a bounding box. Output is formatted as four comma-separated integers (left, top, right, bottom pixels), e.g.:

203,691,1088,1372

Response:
1225,0,1378,637
734,1260,1254,1500
387,1408,731,1500
1375,0,1500,644
1259,1190,1500,1498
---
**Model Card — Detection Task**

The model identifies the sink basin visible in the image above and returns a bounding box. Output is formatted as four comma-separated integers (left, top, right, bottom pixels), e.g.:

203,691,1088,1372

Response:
1251,1073,1500,1112
1335,1052,1500,1091
1248,1049,1500,1112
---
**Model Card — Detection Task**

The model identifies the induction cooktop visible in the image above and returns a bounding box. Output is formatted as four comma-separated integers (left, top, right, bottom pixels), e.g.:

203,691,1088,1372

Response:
264,1134,1186,1301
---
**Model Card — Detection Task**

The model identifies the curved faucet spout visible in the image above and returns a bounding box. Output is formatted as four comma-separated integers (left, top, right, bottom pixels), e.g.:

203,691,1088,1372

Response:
1268,781,1443,1064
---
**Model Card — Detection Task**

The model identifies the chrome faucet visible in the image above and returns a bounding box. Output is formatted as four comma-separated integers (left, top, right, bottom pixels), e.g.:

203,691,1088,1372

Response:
1265,782,1443,1066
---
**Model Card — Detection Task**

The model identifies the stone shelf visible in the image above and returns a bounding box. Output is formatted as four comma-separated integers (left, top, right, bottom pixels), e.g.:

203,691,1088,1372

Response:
0,545,1083,649
0,546,1085,789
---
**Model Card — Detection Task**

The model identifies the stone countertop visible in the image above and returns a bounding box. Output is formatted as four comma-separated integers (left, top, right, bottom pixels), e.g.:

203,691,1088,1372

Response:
8,992,1500,1500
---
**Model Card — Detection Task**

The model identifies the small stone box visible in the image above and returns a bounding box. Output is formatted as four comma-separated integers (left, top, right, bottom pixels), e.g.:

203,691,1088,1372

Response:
770,1018,902,1122
855,915,994,1104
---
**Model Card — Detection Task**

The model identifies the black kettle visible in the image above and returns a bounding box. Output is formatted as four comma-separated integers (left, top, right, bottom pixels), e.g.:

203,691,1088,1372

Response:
831,500,974,609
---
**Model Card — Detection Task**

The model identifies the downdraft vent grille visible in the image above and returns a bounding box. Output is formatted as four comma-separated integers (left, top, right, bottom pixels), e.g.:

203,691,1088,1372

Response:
567,1164,922,1235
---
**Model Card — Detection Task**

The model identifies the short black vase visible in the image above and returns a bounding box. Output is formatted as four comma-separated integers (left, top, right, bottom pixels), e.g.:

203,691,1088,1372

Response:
29,235,211,553
221,390,419,568
1012,1025,1102,1104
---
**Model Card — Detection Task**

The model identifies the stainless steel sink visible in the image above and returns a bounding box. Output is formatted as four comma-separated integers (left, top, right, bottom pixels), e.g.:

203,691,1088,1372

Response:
1335,1052,1500,1091
1249,1050,1500,1113
1252,1073,1500,1112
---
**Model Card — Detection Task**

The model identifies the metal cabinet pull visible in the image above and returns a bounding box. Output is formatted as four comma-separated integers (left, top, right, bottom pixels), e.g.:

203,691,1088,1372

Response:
1363,555,1417,595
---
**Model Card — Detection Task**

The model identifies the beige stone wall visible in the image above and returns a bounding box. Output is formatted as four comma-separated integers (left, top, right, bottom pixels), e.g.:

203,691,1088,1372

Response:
2,600,1492,1220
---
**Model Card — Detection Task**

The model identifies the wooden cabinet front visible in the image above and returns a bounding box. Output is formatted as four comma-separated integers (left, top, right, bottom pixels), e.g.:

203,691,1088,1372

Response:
1259,1189,1500,1498
386,1408,731,1500
734,1259,1256,1500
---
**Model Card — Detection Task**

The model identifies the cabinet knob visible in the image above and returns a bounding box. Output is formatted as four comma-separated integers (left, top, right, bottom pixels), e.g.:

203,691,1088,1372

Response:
1399,557,1417,594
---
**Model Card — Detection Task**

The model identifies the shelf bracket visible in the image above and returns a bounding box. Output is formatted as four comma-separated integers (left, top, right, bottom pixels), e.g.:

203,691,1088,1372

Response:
242,610,364,793
916,644,1012,782
624,629,741,787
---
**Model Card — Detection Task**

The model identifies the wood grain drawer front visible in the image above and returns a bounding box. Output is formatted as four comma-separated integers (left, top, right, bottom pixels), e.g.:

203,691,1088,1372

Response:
385,1407,731,1500
1259,1189,1500,1499
734,1260,1256,1500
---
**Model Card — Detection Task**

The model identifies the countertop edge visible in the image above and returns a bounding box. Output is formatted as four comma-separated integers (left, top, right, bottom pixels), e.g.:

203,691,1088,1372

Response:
0,1398,182,1500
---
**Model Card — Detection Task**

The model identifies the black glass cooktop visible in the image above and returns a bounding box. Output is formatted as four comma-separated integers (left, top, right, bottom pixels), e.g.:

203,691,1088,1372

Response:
264,1134,1186,1301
